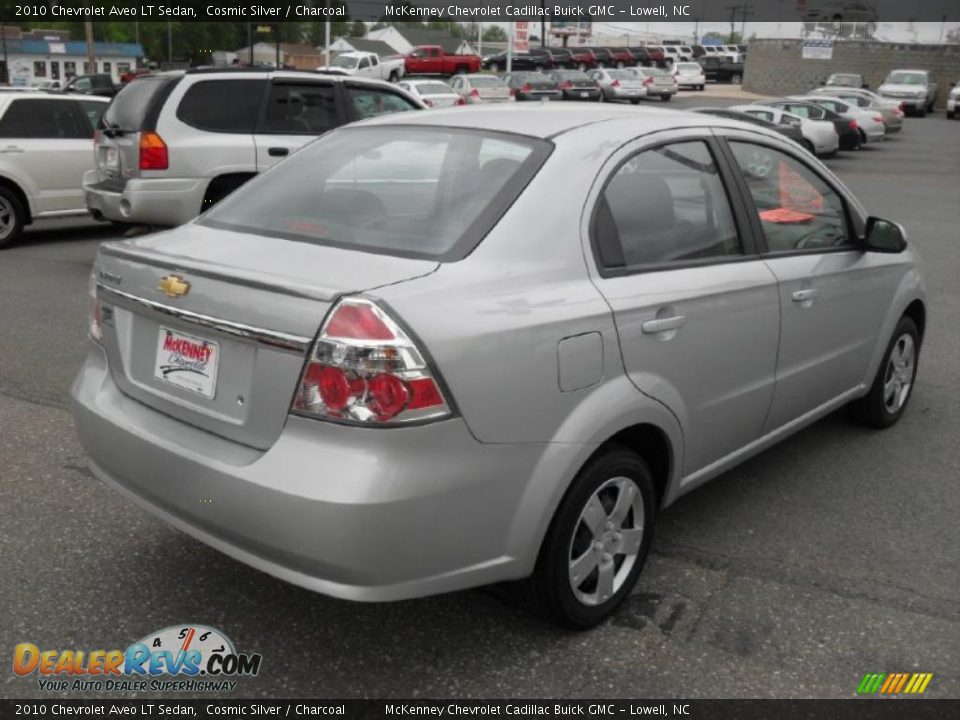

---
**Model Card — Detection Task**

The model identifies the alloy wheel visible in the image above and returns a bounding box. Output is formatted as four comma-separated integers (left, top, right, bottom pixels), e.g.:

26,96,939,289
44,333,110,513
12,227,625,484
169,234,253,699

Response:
0,197,13,241
884,334,915,413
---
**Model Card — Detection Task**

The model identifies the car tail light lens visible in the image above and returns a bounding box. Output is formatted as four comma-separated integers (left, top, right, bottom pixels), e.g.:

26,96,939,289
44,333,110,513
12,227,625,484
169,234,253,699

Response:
88,270,102,343
643,77,654,86
455,96,466,106
292,298,451,425
469,88,480,98
424,98,434,107
849,119,859,130
872,113,883,122
560,81,573,89
611,79,621,87
521,83,532,93
139,131,167,170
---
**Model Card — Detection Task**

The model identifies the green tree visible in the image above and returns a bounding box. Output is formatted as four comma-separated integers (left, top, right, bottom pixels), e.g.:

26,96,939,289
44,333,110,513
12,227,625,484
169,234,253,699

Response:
482,25,507,42
350,21,368,37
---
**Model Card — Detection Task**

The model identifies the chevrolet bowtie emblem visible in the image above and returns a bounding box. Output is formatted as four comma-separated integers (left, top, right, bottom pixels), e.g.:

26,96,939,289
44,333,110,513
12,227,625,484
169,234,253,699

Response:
158,275,190,298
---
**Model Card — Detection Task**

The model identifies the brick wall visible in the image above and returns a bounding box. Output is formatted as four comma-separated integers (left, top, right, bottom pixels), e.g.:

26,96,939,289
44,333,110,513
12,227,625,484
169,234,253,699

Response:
743,39,960,108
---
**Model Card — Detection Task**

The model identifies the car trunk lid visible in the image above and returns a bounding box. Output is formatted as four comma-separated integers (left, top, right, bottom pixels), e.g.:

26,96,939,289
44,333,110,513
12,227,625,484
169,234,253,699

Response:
94,223,439,449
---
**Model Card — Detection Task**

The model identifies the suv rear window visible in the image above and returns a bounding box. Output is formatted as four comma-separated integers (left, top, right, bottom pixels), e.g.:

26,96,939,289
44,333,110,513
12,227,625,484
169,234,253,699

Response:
200,126,552,261
176,79,265,133
103,75,178,131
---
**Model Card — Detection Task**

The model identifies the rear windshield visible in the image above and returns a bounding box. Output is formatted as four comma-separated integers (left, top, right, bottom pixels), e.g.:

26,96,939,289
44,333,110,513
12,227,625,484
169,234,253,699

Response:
677,63,701,72
102,75,178,131
608,70,635,81
200,126,552,261
469,76,504,88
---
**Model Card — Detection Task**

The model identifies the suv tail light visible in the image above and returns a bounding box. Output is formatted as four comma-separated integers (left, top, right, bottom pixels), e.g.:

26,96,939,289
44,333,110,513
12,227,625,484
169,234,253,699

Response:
88,271,103,343
139,131,168,170
292,298,451,425
423,98,434,107
872,113,883,123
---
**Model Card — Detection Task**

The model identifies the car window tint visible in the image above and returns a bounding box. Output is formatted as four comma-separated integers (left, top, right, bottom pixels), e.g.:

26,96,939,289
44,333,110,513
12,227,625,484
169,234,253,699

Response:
729,141,852,253
596,140,742,269
0,99,87,139
748,109,774,122
78,99,106,132
177,79,264,133
262,83,336,134
347,87,418,119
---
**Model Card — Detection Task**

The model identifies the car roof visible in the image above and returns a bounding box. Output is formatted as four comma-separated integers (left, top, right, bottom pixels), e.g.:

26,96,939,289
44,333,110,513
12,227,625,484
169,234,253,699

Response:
887,69,931,74
353,104,778,142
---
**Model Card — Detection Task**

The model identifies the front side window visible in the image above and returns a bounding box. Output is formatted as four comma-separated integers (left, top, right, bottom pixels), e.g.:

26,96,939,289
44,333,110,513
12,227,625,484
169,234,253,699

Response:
262,83,336,134
594,140,742,269
347,87,418,119
729,141,852,253
201,127,551,261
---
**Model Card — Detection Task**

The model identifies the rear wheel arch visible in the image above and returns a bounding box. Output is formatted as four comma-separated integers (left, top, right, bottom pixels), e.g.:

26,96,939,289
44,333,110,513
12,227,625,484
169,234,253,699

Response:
604,424,673,508
201,172,256,213
0,176,32,225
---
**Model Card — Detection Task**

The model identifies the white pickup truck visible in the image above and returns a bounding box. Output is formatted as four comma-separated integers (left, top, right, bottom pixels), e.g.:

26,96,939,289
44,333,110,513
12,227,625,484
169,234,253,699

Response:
317,51,405,83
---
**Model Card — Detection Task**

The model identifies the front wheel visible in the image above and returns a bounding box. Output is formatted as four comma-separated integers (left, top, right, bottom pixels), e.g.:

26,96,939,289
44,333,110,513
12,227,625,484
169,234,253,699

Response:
660,94,672,102
523,447,656,629
850,316,920,428
388,71,400,83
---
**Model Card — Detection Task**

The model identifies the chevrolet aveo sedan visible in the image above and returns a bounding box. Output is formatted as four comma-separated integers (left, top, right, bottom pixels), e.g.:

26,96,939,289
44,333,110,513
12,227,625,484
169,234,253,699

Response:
73,106,926,629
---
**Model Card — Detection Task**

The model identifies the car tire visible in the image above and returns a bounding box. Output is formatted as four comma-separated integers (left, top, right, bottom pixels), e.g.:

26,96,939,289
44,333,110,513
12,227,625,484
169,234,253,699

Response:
850,316,920,429
388,71,400,83
630,98,641,105
0,185,26,249
802,139,815,154
698,84,705,91
523,447,656,630
661,94,672,102
948,109,955,119
916,106,927,118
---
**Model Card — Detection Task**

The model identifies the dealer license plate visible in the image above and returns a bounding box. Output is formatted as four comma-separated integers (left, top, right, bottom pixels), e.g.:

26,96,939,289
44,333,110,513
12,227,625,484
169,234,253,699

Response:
154,327,220,399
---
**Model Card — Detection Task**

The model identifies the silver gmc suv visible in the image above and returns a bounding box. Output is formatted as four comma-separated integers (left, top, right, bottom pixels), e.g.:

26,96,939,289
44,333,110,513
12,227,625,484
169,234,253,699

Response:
84,68,423,227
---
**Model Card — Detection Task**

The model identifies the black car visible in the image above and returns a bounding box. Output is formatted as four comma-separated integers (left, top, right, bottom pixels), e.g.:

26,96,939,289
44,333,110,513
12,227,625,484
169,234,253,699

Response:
547,70,601,101
691,107,812,153
763,99,861,151
696,56,744,83
529,47,573,69
626,47,656,66
585,47,615,68
61,73,120,98
503,72,561,101
482,52,550,73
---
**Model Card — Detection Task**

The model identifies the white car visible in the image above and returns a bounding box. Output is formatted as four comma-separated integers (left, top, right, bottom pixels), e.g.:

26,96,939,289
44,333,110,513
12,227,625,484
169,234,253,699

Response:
317,51,405,83
787,95,885,143
673,62,706,91
397,79,463,108
730,104,840,157
0,93,108,248
948,83,959,119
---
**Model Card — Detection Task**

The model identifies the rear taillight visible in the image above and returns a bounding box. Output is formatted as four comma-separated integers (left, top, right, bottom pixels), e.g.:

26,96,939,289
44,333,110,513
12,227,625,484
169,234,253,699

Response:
521,83,532,93
611,79,621,88
469,88,480,98
848,119,859,130
424,98,434,107
88,270,102,343
139,131,167,170
292,298,450,425
455,96,466,106
560,81,573,89
643,77,654,86
872,113,883,122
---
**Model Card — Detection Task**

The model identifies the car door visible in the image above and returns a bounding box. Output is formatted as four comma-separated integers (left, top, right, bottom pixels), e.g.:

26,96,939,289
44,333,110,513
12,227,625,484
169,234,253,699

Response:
588,132,780,476
720,133,898,432
253,79,342,172
0,97,93,214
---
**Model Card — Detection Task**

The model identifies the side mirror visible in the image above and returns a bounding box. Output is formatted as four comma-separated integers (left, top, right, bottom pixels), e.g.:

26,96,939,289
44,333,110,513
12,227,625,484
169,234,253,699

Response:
864,216,907,253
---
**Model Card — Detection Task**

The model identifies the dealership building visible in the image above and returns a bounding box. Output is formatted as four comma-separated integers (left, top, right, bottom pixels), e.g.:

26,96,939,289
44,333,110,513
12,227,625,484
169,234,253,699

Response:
1,26,143,86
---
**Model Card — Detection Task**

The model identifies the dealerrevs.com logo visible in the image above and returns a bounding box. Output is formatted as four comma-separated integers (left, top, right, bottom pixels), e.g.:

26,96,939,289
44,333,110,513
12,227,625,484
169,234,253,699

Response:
13,625,262,693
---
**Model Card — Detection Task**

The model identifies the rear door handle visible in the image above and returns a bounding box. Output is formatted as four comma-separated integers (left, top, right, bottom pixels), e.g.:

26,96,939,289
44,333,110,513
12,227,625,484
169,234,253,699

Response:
641,315,687,334
267,147,289,157
792,289,821,303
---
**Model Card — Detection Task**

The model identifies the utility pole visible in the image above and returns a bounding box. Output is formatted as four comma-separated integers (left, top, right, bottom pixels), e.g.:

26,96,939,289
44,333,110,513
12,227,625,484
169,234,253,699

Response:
506,22,513,73
478,22,482,58
540,0,546,47
275,23,280,67
324,0,331,66
1,26,8,85
167,21,172,62
84,20,96,74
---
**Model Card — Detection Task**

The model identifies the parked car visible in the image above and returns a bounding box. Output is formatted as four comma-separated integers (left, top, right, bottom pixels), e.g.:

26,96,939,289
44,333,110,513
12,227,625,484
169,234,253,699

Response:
722,45,743,62
317,51,405,83
529,47,570,69
787,95,885,144
449,74,512,104
673,62,706,91
74,105,927,630
626,47,656,67
808,86,904,134
696,56,744,84
878,69,938,116
603,47,636,68
627,66,678,101
397,79,464,108
691,106,811,152
30,79,61,90
566,47,598,71
727,104,840,157
83,70,423,228
504,72,561,102
824,72,867,89
483,51,550,73
588,69,647,103
404,46,481,76
641,45,667,66
760,99,862,151
547,70,602,101
62,73,120,97
585,47,616,68
948,82,959,119
690,45,708,58
0,93,108,248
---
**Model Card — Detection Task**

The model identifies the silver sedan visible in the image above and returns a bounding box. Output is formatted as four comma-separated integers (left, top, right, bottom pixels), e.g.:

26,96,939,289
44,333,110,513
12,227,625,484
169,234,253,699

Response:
73,106,926,629
588,68,648,103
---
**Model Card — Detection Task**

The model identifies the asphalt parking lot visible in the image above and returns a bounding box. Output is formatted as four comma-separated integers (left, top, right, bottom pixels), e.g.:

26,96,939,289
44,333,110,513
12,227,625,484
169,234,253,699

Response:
1,89,958,700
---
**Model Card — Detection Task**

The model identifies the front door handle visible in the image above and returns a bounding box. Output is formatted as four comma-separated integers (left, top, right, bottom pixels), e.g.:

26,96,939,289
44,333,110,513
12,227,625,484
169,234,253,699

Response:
267,147,289,157
792,288,821,303
641,315,687,334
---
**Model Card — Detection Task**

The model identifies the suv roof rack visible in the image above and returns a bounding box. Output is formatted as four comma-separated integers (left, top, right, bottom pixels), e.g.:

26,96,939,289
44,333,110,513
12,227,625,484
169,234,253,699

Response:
184,66,314,75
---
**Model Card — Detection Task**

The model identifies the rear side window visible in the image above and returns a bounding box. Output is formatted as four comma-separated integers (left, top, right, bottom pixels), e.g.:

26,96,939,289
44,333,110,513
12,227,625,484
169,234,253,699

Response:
200,126,552,261
177,79,265,133
0,99,88,139
103,76,178,131
346,87,418,119
261,83,337,134
594,141,742,270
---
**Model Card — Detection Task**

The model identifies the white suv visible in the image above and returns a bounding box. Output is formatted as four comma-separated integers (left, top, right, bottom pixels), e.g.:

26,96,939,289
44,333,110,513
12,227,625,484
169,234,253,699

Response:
0,92,108,248
83,68,423,228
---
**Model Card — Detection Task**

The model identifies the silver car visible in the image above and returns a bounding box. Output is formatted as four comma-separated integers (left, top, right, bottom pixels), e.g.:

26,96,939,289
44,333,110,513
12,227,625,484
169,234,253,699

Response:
588,68,647,103
808,86,905,134
627,66,678,101
448,74,512,104
73,106,927,629
878,69,938,117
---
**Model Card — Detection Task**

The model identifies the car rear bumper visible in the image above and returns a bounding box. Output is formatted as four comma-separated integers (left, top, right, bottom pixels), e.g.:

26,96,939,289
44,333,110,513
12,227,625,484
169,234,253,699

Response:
561,89,601,100
83,170,206,227
71,344,574,601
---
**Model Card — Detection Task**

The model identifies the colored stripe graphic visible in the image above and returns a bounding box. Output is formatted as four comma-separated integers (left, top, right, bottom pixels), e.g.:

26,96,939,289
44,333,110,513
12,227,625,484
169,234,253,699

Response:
858,672,933,694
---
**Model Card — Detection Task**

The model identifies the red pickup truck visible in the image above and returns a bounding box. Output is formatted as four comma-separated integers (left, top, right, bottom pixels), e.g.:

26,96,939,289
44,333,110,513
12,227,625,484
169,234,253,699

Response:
404,46,481,76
